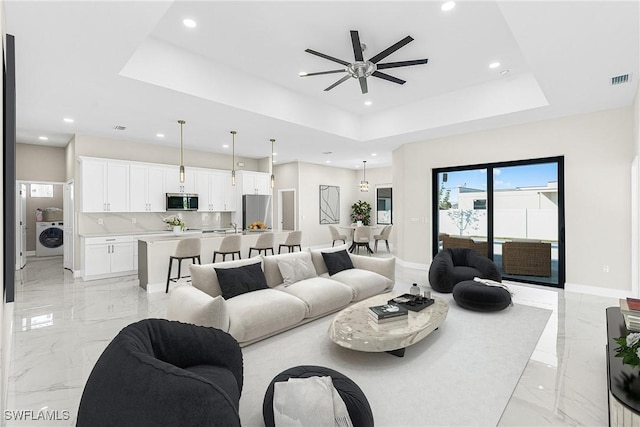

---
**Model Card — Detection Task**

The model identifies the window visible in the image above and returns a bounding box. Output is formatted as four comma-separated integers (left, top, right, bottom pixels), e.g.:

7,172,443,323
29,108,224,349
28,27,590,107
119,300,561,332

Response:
376,187,392,224
30,184,53,198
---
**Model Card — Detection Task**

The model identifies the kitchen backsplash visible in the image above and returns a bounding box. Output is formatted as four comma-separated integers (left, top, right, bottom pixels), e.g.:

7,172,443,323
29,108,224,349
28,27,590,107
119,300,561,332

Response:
78,211,233,235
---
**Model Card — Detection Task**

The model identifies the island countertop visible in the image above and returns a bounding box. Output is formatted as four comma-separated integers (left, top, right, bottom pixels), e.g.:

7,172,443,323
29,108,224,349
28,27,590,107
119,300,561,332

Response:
138,231,290,291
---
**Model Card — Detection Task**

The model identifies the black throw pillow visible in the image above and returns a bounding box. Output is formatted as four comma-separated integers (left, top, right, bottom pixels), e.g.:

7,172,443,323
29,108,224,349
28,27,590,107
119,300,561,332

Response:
321,250,354,276
215,263,269,299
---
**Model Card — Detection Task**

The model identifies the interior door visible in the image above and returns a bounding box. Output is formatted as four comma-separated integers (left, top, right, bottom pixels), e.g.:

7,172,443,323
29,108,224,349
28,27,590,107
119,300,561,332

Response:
281,190,295,231
15,182,26,269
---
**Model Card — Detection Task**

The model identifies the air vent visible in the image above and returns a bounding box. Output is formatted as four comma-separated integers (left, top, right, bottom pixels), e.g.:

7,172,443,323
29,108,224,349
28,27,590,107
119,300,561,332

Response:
113,125,126,131
611,74,630,85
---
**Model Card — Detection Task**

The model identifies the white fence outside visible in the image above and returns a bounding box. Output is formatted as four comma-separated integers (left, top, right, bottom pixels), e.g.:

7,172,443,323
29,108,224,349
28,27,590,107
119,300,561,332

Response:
439,208,557,241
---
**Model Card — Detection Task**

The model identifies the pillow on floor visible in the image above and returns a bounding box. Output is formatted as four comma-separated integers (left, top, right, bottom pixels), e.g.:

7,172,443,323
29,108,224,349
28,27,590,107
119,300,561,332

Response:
277,254,317,286
215,262,269,299
322,250,354,276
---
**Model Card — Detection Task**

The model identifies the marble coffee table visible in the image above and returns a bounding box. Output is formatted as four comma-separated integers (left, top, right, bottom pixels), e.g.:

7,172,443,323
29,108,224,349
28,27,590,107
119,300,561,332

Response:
328,292,449,357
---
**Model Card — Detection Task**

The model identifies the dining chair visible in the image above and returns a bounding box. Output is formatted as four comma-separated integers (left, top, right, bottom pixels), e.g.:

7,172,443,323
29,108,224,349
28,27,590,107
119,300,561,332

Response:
352,226,373,255
373,225,392,253
328,225,347,247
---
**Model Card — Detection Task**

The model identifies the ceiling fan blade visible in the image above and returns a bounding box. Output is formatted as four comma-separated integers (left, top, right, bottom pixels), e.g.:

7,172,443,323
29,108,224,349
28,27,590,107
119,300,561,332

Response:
305,49,351,67
369,36,414,64
350,30,364,62
301,69,346,77
376,59,429,70
372,71,406,85
324,75,352,91
359,77,368,94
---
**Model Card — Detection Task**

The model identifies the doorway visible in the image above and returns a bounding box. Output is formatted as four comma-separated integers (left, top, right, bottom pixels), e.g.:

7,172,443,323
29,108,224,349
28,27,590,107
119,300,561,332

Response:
433,157,565,288
279,189,296,231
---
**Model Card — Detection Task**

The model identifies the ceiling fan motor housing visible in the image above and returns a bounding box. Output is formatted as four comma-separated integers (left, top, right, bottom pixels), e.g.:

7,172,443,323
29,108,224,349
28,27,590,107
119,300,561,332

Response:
348,61,376,79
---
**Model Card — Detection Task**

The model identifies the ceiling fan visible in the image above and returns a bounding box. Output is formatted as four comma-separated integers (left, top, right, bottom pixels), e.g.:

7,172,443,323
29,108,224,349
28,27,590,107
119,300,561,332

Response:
300,30,429,95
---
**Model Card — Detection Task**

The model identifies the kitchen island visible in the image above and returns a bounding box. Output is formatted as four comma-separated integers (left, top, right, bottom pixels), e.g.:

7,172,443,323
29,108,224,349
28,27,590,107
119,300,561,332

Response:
137,231,289,292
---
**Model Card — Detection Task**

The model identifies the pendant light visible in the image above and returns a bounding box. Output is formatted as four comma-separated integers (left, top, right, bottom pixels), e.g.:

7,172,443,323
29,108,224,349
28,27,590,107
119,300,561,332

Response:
178,120,185,183
230,131,237,186
359,160,369,192
270,138,276,188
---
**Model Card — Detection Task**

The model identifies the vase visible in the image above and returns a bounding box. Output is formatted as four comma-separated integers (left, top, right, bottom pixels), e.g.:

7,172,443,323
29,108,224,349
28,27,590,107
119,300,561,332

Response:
357,220,363,227
172,226,183,235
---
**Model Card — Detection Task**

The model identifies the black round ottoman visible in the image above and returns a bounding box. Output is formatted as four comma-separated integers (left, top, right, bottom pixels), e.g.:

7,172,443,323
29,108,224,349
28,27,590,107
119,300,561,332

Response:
452,280,512,311
263,365,373,427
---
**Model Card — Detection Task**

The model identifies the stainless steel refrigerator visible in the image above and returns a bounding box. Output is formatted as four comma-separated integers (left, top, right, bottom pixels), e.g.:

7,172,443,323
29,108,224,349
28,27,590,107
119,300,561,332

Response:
242,195,272,229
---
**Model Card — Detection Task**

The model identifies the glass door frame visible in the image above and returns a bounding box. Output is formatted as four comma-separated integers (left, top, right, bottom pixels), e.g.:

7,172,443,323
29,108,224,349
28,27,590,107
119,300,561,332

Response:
432,156,565,288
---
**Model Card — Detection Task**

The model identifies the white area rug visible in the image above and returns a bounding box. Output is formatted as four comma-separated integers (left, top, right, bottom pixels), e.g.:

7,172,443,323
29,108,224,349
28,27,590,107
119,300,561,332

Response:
239,294,552,426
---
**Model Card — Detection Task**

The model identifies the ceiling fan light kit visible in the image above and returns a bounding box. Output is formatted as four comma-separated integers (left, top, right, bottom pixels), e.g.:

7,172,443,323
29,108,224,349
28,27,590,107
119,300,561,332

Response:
301,30,429,94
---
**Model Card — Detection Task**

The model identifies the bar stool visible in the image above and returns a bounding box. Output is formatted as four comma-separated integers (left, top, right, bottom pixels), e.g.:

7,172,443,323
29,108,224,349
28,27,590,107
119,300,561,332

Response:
213,234,242,262
248,232,274,257
165,238,201,293
278,231,302,254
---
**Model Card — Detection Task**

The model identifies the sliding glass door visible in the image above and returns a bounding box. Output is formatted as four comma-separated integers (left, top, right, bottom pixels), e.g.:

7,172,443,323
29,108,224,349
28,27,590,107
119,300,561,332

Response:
433,157,565,288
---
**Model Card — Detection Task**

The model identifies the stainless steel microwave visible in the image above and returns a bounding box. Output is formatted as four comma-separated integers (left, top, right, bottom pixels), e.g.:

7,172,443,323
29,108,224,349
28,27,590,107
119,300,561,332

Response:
166,193,198,211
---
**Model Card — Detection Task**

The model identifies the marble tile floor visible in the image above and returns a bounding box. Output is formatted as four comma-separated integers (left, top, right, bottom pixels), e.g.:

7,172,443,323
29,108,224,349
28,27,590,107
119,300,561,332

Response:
2,255,615,426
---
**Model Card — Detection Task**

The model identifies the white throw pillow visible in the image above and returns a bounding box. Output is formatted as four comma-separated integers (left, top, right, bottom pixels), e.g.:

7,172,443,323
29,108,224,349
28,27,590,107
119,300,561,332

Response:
277,255,317,286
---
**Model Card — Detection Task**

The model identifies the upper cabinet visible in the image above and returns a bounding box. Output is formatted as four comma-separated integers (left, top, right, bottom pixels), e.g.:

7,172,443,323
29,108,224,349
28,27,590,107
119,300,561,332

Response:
79,157,129,212
130,164,165,212
165,166,196,194
239,171,271,195
197,170,237,212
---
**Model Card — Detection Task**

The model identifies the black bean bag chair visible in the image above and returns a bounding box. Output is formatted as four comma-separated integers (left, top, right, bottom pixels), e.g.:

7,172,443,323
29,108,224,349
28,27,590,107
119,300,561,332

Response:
263,365,374,427
77,319,243,427
428,248,501,293
453,280,512,311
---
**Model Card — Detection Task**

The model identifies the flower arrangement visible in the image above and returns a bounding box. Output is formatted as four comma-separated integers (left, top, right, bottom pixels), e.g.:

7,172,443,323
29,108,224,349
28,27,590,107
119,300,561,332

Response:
248,221,267,230
163,215,185,229
614,333,640,368
351,200,372,226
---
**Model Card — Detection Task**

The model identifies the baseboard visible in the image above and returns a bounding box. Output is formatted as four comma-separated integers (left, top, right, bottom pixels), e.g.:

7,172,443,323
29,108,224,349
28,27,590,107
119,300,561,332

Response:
396,258,429,271
565,282,634,299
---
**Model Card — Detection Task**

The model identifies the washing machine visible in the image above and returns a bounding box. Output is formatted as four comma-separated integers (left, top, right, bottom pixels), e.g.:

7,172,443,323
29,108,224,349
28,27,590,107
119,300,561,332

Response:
36,221,64,256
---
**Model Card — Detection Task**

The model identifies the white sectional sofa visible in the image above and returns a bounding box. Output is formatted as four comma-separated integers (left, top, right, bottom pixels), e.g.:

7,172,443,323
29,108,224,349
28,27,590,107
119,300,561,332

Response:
167,245,395,346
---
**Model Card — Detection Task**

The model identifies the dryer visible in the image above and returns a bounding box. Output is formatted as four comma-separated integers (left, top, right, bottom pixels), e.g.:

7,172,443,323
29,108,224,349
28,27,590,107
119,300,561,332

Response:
36,221,63,256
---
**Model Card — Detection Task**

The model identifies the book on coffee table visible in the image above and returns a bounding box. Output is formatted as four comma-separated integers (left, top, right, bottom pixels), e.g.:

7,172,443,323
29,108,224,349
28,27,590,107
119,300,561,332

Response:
368,313,409,324
368,304,408,320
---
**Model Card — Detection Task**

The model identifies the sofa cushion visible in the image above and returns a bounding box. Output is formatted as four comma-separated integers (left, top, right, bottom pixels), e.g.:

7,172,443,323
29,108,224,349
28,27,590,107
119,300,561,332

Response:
167,285,230,331
225,289,307,343
215,263,269,299
329,269,393,302
276,253,317,287
322,250,354,276
309,244,349,275
191,258,263,298
275,277,353,318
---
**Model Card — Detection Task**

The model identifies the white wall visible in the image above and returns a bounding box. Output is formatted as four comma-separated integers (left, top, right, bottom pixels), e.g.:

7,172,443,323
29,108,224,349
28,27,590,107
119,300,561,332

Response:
394,107,634,292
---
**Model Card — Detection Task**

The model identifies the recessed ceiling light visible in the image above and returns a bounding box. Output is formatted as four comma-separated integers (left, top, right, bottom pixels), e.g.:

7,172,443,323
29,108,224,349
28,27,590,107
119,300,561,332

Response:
222,144,229,148
63,117,74,123
364,100,372,106
183,18,197,28
489,62,501,69
441,1,455,11
326,160,332,164
371,153,377,156
38,136,48,141
273,152,277,156
272,160,277,163
156,133,165,138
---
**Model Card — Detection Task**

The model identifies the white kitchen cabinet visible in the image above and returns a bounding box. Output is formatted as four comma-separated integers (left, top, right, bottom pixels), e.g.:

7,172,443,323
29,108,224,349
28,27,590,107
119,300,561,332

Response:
130,164,165,212
240,171,271,195
82,235,134,280
197,170,237,212
165,166,196,194
80,157,130,212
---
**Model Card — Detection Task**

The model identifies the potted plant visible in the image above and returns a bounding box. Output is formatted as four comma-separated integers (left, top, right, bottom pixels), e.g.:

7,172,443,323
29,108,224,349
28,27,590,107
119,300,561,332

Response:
163,215,185,235
351,200,372,226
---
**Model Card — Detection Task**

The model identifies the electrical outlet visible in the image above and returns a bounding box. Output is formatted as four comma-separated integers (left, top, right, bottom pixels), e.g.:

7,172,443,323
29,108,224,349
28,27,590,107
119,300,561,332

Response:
131,218,136,224
603,265,610,273
97,218,104,225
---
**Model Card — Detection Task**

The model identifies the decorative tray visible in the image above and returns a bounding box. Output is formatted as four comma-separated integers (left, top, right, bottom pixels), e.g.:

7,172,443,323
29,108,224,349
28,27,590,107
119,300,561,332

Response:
388,293,434,312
